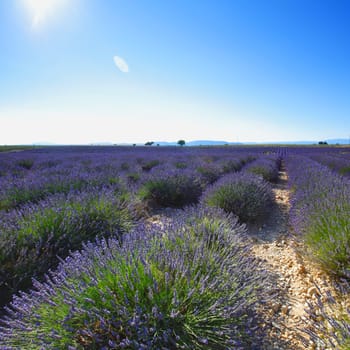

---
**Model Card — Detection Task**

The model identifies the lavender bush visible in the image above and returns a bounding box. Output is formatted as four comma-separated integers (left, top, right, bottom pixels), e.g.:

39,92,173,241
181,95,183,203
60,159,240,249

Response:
0,188,136,308
244,156,280,182
287,155,350,278
202,172,274,223
140,159,161,172
138,169,202,208
0,207,270,349
196,162,223,185
173,160,188,169
16,158,35,170
221,157,249,174
0,168,128,211
309,153,350,178
303,282,350,349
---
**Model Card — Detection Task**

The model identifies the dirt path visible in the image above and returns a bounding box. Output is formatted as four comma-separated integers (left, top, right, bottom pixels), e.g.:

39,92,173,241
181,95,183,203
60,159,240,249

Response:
248,166,334,349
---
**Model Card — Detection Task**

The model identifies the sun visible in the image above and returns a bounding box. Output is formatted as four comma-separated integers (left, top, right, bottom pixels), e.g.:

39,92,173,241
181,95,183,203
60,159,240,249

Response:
23,0,65,27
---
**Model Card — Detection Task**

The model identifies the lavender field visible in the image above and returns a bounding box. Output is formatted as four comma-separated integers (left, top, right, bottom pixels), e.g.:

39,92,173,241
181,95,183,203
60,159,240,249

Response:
0,145,349,349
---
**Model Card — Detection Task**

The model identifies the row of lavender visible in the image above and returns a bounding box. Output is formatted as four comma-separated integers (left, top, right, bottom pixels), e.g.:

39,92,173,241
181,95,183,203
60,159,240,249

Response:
286,154,350,277
285,146,350,177
286,153,350,349
0,146,283,348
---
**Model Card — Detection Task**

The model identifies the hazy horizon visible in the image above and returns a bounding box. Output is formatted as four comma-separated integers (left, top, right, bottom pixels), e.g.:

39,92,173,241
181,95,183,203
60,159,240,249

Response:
1,0,349,144
4,137,350,147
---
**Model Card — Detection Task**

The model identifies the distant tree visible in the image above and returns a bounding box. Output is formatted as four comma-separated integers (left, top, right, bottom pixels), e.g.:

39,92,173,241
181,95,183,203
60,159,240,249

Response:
145,141,154,146
133,144,136,147
318,141,328,145
177,140,186,147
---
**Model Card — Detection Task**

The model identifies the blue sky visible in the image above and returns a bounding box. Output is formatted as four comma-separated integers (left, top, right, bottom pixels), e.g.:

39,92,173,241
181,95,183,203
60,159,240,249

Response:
0,0,349,144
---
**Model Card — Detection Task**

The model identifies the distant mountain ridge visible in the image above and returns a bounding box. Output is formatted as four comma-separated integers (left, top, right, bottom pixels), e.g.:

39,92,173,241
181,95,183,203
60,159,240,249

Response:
141,139,350,146
154,140,240,146
29,138,350,146
325,138,349,145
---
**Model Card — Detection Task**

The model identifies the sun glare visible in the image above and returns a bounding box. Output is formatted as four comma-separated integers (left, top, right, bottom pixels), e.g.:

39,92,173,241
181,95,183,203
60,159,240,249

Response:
23,0,66,28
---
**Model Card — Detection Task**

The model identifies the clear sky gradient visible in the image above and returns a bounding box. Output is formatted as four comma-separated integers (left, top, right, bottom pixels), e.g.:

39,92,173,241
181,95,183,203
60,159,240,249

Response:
1,0,349,144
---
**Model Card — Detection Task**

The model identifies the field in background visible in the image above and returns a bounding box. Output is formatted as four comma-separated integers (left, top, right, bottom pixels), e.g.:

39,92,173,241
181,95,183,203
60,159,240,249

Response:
0,145,37,152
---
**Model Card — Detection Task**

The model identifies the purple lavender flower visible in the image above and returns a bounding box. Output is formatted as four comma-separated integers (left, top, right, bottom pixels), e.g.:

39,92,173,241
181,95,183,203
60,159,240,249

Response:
202,172,274,223
286,155,350,278
0,206,271,349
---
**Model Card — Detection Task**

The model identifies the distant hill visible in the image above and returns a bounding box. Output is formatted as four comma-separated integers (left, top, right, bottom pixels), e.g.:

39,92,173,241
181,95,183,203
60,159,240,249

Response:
32,141,58,146
186,140,241,146
139,139,349,146
325,138,349,145
150,140,241,146
240,139,350,145
89,142,114,146
30,138,349,146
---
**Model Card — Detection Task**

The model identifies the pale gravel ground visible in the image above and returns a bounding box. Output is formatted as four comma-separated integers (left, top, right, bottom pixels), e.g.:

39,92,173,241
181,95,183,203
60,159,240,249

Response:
248,167,338,350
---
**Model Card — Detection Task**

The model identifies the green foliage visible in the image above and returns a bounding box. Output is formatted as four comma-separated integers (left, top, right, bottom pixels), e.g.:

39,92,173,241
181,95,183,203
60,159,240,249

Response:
339,166,350,176
246,164,279,182
126,172,141,183
0,187,45,211
177,139,186,146
221,156,255,174
304,281,350,349
203,173,273,223
0,191,135,302
0,175,126,211
0,208,267,349
288,156,350,278
221,159,243,173
141,159,160,171
196,165,222,185
16,159,34,170
0,146,35,152
174,161,188,169
120,161,130,170
139,173,202,208
304,203,350,276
